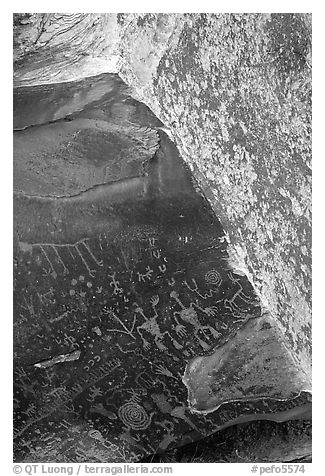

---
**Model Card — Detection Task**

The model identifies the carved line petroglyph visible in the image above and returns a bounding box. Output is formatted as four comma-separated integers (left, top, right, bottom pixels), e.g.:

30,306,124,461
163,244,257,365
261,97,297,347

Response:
118,402,152,431
224,272,260,320
151,393,200,433
205,269,222,286
102,307,137,340
170,290,221,350
107,271,123,295
82,240,103,267
19,237,103,278
134,296,183,351
184,277,219,300
75,245,96,277
21,296,37,319
137,265,153,283
51,245,69,275
49,302,85,323
14,358,121,439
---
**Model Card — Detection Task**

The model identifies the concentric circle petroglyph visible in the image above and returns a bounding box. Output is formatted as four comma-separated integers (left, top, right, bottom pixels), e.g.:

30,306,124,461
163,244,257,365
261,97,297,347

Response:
118,402,151,430
204,269,222,286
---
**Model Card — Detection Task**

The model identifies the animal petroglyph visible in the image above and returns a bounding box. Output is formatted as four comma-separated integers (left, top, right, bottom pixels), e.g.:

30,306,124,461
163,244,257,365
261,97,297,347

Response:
224,272,260,319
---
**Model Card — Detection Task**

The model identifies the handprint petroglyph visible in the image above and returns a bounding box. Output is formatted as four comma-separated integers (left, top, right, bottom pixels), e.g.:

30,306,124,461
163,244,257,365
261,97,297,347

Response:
170,290,221,349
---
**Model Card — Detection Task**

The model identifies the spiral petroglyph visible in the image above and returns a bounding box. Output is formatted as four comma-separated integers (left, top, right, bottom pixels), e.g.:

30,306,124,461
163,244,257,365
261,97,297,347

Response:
204,269,222,286
118,402,151,430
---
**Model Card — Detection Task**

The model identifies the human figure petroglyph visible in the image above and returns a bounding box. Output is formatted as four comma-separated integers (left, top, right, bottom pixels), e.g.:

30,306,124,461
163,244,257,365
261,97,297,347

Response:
137,265,153,283
107,271,123,295
88,429,107,446
134,296,182,351
170,290,221,350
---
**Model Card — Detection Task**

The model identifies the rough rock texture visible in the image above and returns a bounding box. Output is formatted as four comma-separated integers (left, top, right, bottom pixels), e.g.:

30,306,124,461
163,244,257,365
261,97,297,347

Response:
183,313,310,414
14,74,160,197
141,419,312,463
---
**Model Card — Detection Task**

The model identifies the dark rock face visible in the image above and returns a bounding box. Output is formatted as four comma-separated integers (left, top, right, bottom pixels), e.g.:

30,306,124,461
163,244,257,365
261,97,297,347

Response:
13,14,312,462
13,13,312,375
14,74,161,197
14,74,310,462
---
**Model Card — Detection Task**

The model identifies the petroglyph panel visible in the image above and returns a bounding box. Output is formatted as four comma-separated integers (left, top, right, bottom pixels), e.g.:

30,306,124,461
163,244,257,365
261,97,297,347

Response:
13,73,311,463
